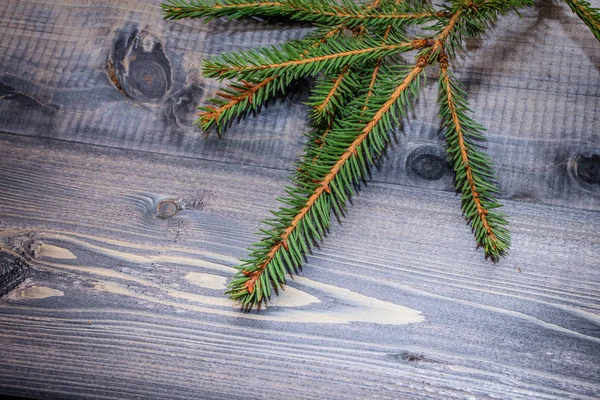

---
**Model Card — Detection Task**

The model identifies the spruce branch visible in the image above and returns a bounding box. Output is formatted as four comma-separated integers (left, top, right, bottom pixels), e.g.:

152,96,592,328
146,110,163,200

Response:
306,65,359,125
202,35,422,82
423,0,535,60
226,62,425,309
162,0,441,30
161,0,599,311
194,0,419,133
197,76,281,133
197,23,348,134
563,0,600,41
438,58,510,260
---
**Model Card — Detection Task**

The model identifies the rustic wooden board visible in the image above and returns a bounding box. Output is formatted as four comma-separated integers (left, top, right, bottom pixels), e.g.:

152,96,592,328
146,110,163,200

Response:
1,0,600,398
0,1,598,210
0,134,599,399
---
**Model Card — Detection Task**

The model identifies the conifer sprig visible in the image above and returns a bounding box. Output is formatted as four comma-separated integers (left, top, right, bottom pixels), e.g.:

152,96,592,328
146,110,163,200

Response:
438,59,510,260
162,0,599,311
198,23,349,134
197,76,281,132
307,66,359,125
162,0,441,30
202,34,421,82
227,63,425,309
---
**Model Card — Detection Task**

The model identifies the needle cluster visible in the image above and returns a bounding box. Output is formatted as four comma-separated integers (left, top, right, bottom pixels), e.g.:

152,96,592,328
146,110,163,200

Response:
162,0,600,311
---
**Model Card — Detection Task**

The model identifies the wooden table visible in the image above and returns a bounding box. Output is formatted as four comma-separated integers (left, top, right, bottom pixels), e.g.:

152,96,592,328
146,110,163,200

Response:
1,1,599,398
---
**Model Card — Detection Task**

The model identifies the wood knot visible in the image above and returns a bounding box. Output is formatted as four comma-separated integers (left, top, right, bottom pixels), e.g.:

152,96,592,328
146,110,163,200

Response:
156,200,180,218
574,154,600,185
108,27,172,102
408,147,450,181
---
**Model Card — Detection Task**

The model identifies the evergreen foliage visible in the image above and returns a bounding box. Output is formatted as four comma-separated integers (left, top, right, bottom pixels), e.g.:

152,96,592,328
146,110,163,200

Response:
162,0,600,310
162,0,440,30
438,60,510,261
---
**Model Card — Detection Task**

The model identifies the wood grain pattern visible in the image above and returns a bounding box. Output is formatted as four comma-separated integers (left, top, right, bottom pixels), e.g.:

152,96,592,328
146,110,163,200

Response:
1,0,600,398
0,1,598,210
0,134,599,399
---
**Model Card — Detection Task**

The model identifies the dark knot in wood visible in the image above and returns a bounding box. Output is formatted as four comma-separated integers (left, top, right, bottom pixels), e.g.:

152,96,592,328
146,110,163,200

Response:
128,54,171,100
408,148,450,181
574,154,600,185
156,200,180,219
108,26,172,102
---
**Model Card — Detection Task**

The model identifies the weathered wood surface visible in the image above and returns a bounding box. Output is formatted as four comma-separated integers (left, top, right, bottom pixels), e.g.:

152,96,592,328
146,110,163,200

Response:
0,1,598,209
1,0,600,399
1,134,599,399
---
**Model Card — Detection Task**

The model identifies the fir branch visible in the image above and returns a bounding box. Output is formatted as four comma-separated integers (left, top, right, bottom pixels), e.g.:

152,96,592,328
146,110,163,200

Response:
202,35,424,83
161,0,600,311
178,0,426,135
224,3,495,309
162,0,289,20
162,0,441,30
197,76,281,133
438,59,509,260
198,23,349,134
563,0,600,41
306,22,347,40
420,8,461,63
227,62,425,309
306,66,359,125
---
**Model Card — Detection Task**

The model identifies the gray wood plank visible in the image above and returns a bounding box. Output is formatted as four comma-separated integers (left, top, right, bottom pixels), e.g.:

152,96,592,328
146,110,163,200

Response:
0,1,599,210
0,133,599,399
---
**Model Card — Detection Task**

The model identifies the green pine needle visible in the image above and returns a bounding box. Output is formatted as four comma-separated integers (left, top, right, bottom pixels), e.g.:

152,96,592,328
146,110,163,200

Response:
198,76,284,133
